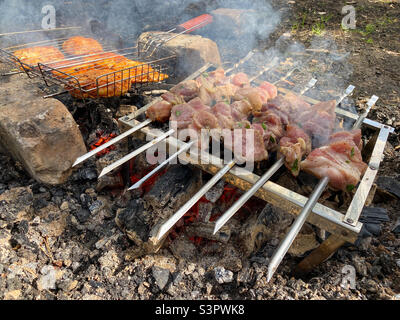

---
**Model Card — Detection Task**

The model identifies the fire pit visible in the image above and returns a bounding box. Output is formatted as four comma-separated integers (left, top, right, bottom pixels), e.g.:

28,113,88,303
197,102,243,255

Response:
114,57,393,275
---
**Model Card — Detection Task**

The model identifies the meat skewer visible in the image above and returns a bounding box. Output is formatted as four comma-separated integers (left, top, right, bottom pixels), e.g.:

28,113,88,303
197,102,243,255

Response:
266,94,378,282
72,64,212,167
96,64,275,178
128,62,279,192
156,72,312,242
213,78,319,235
155,76,285,241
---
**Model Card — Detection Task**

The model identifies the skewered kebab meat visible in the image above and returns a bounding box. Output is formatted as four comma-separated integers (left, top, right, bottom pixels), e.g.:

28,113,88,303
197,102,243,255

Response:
301,129,367,191
145,67,368,191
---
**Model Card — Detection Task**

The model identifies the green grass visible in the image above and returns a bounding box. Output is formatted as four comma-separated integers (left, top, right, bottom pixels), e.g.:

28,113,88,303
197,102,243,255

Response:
311,14,333,36
291,12,308,32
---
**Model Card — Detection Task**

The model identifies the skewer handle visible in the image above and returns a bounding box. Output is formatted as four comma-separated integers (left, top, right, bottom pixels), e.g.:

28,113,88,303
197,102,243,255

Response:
176,14,214,33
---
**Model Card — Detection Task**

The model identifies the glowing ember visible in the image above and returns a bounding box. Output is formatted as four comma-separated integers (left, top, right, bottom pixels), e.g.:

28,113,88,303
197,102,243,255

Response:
90,132,117,156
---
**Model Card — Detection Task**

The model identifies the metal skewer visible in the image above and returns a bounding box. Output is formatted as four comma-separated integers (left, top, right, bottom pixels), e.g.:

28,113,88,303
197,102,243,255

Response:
128,141,195,190
71,65,212,168
156,159,236,241
266,94,378,282
267,176,329,281
156,62,320,241
73,119,152,167
214,158,285,234
0,26,82,37
127,56,294,195
213,77,318,235
73,51,278,172
98,129,175,178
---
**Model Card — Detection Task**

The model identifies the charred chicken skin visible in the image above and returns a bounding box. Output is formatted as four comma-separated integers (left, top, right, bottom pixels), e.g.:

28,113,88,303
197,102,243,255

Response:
62,36,103,56
28,36,169,98
13,46,65,70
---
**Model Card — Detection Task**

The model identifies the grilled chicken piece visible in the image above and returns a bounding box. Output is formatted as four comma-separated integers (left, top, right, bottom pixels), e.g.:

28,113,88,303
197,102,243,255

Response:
231,100,252,121
212,102,235,129
188,97,212,112
66,68,131,98
62,36,103,56
190,110,220,131
301,129,367,191
279,124,312,176
208,68,227,85
162,92,186,105
82,52,168,83
259,81,278,100
234,87,264,112
13,46,65,70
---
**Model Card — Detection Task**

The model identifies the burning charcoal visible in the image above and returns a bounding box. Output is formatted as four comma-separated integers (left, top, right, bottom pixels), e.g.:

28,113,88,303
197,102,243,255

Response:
144,165,201,219
169,234,199,261
75,209,91,224
359,207,390,237
115,199,151,249
204,180,226,203
96,175,124,192
376,176,400,199
197,202,213,222
237,210,271,257
214,266,234,284
80,194,93,208
392,218,400,235
118,165,202,258
185,222,231,243
88,200,105,215
78,167,98,181
236,265,255,284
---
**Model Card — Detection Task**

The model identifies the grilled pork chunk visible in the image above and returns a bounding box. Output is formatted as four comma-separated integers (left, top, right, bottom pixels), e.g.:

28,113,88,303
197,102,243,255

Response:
171,80,199,102
279,124,312,176
224,127,269,163
301,129,367,191
146,100,173,123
